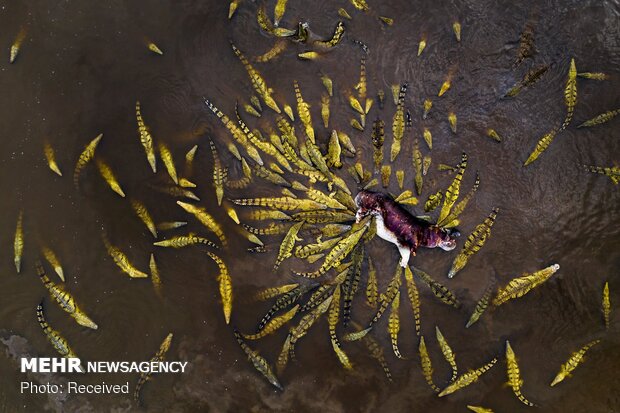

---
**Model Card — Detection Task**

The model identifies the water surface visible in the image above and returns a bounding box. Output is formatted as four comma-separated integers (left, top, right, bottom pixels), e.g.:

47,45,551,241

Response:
0,0,618,412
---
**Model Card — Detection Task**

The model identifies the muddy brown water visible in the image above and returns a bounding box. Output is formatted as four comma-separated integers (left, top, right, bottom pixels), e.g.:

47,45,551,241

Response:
0,0,619,412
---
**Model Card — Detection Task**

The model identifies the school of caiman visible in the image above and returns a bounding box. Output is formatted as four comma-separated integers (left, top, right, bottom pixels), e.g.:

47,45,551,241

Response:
0,0,618,412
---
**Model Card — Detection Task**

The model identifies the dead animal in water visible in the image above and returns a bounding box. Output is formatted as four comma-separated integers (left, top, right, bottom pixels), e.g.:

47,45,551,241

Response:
355,190,459,267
